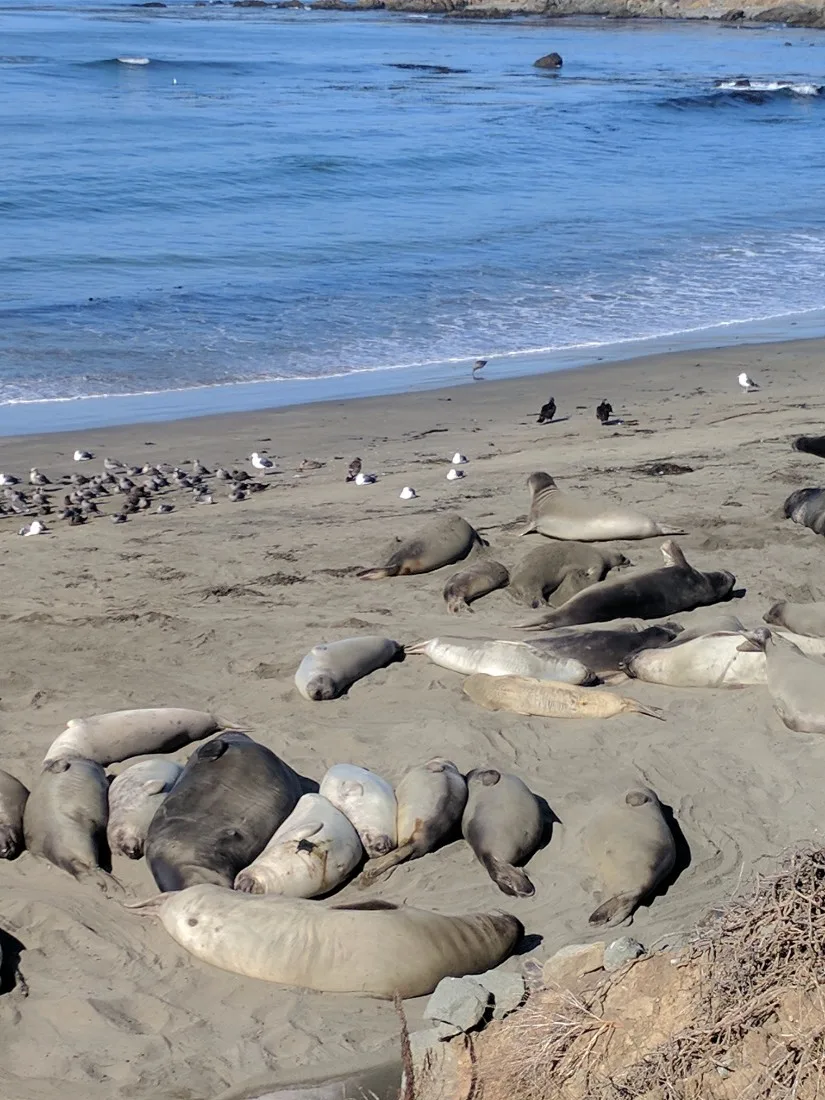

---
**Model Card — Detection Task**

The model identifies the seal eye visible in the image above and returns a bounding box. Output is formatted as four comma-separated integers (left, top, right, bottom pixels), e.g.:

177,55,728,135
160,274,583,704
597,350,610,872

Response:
187,917,198,926
626,790,651,807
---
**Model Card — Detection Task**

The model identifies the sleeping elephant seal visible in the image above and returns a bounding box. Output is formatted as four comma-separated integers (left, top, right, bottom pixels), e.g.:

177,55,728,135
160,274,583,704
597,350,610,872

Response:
44,707,226,767
107,758,183,859
520,472,683,542
519,540,735,630
623,629,767,687
508,542,629,609
793,435,825,459
360,759,467,886
129,884,523,998
358,513,486,579
741,628,825,734
462,768,543,897
319,763,397,858
406,636,597,684
531,623,682,676
0,770,29,859
783,487,825,536
764,599,825,638
23,757,112,886
582,787,676,927
443,559,510,613
294,637,403,701
145,732,303,891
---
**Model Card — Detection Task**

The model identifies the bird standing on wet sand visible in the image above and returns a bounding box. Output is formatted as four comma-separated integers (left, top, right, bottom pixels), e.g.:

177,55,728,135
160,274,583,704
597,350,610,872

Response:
596,400,613,425
472,359,488,378
250,452,276,472
346,458,362,483
537,397,556,424
738,371,759,393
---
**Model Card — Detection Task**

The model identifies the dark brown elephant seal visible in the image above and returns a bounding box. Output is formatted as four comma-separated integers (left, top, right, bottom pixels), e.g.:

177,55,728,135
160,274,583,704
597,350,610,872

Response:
519,540,735,630
508,541,629,608
531,622,683,675
462,768,543,897
793,435,825,459
145,732,303,891
358,513,486,579
443,559,509,613
0,770,29,859
783,488,825,536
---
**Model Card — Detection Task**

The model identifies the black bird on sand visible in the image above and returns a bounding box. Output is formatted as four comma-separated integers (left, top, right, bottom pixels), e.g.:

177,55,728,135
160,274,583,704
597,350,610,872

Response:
537,397,556,424
596,400,613,425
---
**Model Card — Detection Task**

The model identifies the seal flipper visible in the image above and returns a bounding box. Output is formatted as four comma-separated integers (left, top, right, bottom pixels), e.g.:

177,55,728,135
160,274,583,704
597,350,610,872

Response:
357,566,399,580
481,853,535,898
588,891,638,927
358,841,417,887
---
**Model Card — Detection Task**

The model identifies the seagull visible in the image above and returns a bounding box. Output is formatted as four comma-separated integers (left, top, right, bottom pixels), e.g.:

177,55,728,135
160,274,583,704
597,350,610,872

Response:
192,459,211,477
446,468,465,481
537,397,556,424
74,449,94,462
250,452,276,472
112,512,127,524
229,486,249,502
157,502,175,514
297,458,326,472
29,468,50,485
451,452,467,465
738,371,759,392
399,486,417,500
103,457,125,473
596,400,613,425
0,473,19,487
19,519,47,536
346,458,362,483
215,466,232,481
472,359,487,378
354,472,377,486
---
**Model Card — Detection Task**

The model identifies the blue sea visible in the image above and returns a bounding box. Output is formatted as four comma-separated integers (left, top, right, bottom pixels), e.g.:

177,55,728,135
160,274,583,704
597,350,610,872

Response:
2,0,825,433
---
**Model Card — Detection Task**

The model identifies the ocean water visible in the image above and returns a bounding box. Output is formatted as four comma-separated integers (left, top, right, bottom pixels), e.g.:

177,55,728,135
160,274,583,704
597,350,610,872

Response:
2,1,825,433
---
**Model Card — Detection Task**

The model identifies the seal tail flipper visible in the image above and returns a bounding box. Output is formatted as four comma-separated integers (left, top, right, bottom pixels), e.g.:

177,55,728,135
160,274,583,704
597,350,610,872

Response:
405,640,431,655
359,842,417,888
659,539,688,567
588,891,638,927
123,892,176,914
627,699,666,721
658,525,686,537
357,566,399,580
736,628,770,653
517,522,537,537
481,854,535,898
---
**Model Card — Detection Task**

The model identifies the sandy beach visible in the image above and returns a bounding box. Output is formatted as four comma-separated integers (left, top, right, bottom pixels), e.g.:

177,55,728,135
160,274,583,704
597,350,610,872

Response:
2,336,825,1100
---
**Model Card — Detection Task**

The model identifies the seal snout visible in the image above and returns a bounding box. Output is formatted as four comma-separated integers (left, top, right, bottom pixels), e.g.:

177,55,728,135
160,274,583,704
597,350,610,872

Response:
763,601,785,625
307,675,338,701
234,871,264,894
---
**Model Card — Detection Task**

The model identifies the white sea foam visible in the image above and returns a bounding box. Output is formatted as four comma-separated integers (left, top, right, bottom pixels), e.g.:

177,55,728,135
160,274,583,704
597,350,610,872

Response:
117,57,151,66
716,79,822,96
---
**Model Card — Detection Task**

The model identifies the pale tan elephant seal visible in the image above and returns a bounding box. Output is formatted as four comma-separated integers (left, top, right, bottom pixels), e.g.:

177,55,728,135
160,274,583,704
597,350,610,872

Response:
582,786,676,926
358,513,486,579
508,541,629,608
461,768,543,897
107,758,183,859
764,599,825,638
360,759,467,886
407,635,597,684
319,764,397,858
740,628,825,733
128,884,523,998
520,472,683,542
442,559,510,613
0,770,29,859
44,707,227,767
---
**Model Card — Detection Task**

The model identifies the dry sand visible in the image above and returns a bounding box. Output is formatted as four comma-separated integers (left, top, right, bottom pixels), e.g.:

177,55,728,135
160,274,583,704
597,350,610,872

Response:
1,337,825,1100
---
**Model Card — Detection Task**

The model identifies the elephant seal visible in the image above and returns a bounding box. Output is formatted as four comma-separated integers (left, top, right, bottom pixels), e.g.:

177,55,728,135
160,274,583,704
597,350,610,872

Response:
0,770,29,859
623,630,767,687
783,487,825,536
145,732,303,891
406,637,597,685
520,472,683,542
235,794,362,897
360,759,467,886
23,757,112,886
531,623,682,676
508,542,629,609
107,758,183,859
129,884,523,998
358,513,486,579
463,674,663,720
319,764,397,858
764,600,825,638
443,559,510,613
582,787,676,926
294,637,404,701
519,540,735,630
741,628,825,733
44,707,226,767
793,435,825,459
462,768,543,898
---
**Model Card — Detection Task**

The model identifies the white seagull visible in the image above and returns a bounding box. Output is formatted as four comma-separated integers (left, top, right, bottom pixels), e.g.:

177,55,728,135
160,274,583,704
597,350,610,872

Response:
74,449,94,462
19,520,48,536
250,452,276,472
0,473,19,487
29,467,50,485
399,486,417,500
446,468,465,481
451,452,467,465
354,472,377,486
738,371,759,392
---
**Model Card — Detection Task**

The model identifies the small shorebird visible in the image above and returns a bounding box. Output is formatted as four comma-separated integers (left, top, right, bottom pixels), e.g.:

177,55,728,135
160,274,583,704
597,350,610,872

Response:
596,400,613,425
738,371,759,392
537,397,556,424
250,452,276,472
74,449,94,462
472,358,488,378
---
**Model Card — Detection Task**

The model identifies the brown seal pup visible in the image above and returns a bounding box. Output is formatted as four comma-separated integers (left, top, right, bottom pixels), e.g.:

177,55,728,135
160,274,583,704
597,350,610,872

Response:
462,768,543,897
519,540,735,630
508,541,629,608
582,787,676,926
128,885,523,999
463,674,664,720
358,513,486,579
520,472,682,542
783,487,825,536
0,770,29,859
764,599,825,638
442,559,510,613
145,732,303,891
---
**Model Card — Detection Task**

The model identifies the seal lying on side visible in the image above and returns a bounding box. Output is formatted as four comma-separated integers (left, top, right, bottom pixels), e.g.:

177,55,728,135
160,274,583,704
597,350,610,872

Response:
622,630,767,688
129,884,523,998
783,487,825,536
360,759,467,886
0,770,29,859
319,764,397,858
407,637,597,685
358,513,486,579
107,758,183,859
463,674,663,720
764,600,825,638
294,637,404,701
520,472,683,542
44,708,226,767
443,559,510,613
793,435,825,459
145,732,303,891
23,757,112,886
740,628,825,734
582,787,676,926
531,623,682,676
235,794,362,897
462,768,543,897
508,542,629,608
519,540,735,630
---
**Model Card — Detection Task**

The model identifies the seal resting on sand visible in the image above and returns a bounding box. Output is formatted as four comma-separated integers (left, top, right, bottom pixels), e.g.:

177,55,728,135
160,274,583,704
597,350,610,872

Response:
793,435,825,459
462,674,664,720
783,487,825,536
407,636,597,684
508,541,629,608
764,599,825,638
442,559,510,613
319,764,397,858
358,513,486,579
740,628,825,734
462,768,543,897
520,472,682,542
128,885,523,998
107,758,183,859
44,707,226,767
0,770,29,859
294,637,403,701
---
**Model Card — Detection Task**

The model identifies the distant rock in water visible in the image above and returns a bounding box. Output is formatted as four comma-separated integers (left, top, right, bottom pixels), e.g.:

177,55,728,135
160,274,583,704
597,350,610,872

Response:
720,7,745,18
534,52,563,70
752,3,825,25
